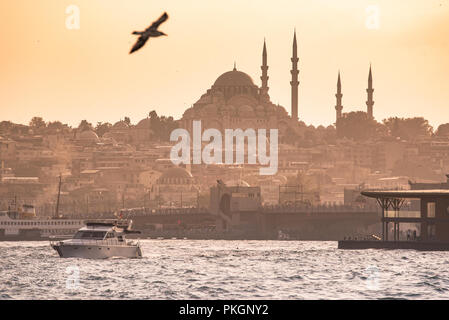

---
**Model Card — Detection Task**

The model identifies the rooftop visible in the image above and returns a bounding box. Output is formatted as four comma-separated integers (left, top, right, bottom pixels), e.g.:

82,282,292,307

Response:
362,189,449,199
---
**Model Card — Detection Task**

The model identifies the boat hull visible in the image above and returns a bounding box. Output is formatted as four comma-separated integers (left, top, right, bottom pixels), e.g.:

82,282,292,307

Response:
51,243,143,259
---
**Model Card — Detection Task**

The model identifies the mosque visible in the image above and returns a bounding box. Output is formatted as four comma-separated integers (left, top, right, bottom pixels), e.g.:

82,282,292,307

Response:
178,32,375,139
178,32,302,141
76,31,375,147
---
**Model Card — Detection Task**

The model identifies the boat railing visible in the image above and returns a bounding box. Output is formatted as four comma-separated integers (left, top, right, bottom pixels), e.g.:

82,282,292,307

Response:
51,238,139,247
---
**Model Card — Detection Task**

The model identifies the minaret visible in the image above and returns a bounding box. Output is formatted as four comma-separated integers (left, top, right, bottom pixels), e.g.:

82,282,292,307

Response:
335,71,343,122
260,39,269,94
366,65,374,118
290,30,299,121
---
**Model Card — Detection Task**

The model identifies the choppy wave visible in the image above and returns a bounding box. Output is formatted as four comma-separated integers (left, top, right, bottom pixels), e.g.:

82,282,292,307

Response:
0,240,449,299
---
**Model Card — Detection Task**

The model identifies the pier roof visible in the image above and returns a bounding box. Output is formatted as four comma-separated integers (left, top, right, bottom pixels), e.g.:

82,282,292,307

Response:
361,189,449,199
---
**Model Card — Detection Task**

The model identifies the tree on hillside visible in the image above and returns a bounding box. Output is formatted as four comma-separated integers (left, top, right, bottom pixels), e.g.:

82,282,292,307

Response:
95,122,112,137
436,123,449,137
29,117,46,129
78,120,93,132
383,117,433,140
47,121,66,131
283,126,300,145
0,121,14,134
336,111,385,141
149,110,158,119
323,125,337,145
147,110,179,141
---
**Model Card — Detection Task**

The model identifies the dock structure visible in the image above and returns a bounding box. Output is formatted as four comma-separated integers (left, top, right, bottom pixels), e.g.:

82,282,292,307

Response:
339,189,449,250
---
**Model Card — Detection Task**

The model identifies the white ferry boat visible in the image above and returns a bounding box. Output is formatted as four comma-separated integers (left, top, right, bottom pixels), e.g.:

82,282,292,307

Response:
50,219,143,259
0,205,85,241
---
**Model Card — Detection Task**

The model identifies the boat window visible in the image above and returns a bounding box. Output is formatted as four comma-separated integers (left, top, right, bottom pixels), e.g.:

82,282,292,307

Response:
427,202,436,218
105,232,115,239
73,231,107,240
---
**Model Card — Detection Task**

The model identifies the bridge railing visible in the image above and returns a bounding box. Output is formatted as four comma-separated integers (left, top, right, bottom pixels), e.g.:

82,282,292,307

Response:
120,207,211,216
117,204,380,216
260,204,380,214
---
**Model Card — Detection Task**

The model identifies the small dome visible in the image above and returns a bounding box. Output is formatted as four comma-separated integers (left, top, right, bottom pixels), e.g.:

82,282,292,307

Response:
277,106,289,116
183,107,195,118
103,132,114,139
255,105,266,117
136,118,151,129
196,94,212,104
101,136,117,145
228,94,258,107
222,104,235,112
225,179,250,187
274,175,288,184
112,121,129,130
213,69,255,87
266,104,277,114
202,104,218,114
219,104,236,116
77,130,99,142
160,167,193,180
239,105,254,117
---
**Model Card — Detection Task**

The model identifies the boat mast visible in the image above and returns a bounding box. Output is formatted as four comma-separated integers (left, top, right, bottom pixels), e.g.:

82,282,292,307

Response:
55,174,62,218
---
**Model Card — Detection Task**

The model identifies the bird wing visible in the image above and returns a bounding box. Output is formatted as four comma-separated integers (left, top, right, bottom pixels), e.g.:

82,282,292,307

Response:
147,12,168,31
129,36,149,54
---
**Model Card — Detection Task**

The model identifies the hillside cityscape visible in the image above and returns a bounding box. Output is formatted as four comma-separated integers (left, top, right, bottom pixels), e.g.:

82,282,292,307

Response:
1,35,448,218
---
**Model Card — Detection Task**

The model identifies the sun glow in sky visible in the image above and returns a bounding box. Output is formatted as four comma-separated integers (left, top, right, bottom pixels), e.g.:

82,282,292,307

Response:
1,0,449,128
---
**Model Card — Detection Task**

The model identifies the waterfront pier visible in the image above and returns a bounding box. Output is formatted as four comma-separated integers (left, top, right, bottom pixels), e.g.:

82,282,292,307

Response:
339,190,449,250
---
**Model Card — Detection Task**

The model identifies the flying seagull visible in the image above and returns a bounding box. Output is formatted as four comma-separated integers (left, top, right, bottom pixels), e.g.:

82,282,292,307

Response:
129,12,169,54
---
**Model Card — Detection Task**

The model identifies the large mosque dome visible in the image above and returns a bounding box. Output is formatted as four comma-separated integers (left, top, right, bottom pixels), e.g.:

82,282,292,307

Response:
213,69,255,87
208,66,260,102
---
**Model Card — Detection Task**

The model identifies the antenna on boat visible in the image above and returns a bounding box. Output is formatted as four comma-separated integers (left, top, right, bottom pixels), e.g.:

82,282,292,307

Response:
55,174,62,218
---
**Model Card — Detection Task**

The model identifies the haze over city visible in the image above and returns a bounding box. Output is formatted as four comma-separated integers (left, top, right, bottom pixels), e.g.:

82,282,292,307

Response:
1,0,449,127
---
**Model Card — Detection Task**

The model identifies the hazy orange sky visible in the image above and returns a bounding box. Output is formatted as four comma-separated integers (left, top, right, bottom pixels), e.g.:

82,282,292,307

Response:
1,0,449,128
